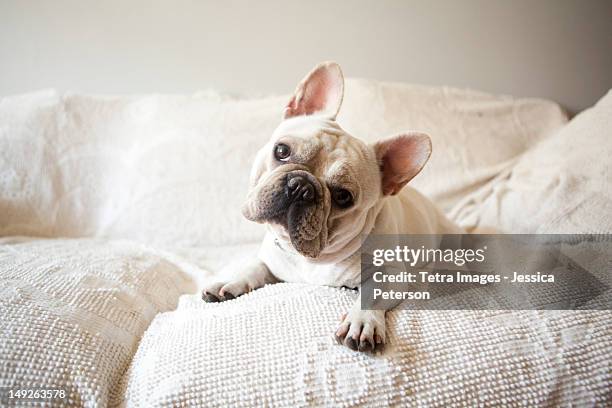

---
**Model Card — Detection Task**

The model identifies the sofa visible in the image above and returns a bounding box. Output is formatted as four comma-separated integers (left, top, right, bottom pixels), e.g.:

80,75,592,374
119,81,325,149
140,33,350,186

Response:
1,79,610,407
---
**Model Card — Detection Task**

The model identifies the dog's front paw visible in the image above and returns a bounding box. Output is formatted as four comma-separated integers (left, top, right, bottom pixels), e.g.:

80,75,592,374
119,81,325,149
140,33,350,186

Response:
201,280,249,303
335,309,386,353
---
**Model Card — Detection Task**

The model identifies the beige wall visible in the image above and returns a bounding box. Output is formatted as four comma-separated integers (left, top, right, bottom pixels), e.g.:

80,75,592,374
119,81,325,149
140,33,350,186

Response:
1,0,611,113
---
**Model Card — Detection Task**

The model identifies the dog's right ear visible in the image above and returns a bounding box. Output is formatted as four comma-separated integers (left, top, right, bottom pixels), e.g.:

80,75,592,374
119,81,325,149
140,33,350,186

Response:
284,62,344,120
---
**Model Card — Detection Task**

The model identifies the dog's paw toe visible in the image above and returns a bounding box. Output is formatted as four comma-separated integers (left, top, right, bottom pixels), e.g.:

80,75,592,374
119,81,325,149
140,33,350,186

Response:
201,282,225,303
335,310,385,353
219,281,249,299
374,334,384,351
358,337,374,352
202,290,221,303
345,336,359,351
202,281,247,303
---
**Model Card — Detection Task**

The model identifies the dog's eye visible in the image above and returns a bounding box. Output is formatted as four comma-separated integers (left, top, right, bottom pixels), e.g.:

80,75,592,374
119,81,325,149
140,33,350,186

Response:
332,188,354,208
274,143,291,161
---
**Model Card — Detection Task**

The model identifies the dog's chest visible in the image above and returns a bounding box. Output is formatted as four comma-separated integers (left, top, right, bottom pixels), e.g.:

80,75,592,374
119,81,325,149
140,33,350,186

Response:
258,233,360,288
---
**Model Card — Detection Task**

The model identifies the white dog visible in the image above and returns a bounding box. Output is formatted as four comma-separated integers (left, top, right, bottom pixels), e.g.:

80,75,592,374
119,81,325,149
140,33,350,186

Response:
202,62,462,352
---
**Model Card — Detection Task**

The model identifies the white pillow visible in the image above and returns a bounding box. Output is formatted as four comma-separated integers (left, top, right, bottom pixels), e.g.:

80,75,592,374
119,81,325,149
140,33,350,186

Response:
118,283,611,407
0,238,195,406
0,82,567,246
452,89,612,233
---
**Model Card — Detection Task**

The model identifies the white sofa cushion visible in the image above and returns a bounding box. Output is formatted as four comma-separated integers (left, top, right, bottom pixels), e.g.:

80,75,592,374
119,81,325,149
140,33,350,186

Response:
0,82,567,247
118,283,611,407
0,238,195,406
0,90,284,247
452,89,612,233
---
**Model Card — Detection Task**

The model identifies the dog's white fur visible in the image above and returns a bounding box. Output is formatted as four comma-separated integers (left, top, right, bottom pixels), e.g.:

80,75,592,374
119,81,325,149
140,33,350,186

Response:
202,62,462,352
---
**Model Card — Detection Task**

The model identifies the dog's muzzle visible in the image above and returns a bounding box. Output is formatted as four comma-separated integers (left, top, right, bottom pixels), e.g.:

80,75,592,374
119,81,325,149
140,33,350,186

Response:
243,168,327,258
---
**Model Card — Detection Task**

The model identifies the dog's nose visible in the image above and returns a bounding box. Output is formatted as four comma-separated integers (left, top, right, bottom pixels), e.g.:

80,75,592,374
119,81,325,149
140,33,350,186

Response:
287,175,316,204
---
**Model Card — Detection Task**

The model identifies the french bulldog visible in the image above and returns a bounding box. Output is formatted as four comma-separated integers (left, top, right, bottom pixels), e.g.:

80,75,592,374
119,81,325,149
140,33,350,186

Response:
202,62,463,352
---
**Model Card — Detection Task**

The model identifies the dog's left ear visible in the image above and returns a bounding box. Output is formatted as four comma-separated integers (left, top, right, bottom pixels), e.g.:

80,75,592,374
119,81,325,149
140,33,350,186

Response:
284,62,344,120
374,133,432,195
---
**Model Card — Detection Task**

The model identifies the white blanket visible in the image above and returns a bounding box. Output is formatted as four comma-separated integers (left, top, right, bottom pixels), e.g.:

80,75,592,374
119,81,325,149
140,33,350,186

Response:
0,238,195,406
118,284,611,407
1,238,610,407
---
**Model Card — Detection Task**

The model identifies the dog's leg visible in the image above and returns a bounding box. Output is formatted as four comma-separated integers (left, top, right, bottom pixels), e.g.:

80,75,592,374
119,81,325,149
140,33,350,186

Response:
202,258,276,302
335,292,386,353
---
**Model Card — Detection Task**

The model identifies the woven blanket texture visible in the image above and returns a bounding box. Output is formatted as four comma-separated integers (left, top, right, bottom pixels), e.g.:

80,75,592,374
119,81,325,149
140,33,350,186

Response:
117,283,611,407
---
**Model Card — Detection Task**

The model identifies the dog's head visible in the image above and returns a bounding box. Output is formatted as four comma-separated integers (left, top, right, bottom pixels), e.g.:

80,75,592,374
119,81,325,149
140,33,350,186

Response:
242,62,431,259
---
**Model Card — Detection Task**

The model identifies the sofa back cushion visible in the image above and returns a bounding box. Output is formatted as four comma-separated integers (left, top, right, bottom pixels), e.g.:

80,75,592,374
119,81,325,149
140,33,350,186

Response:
339,80,567,211
451,89,612,233
0,90,283,246
0,82,567,246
